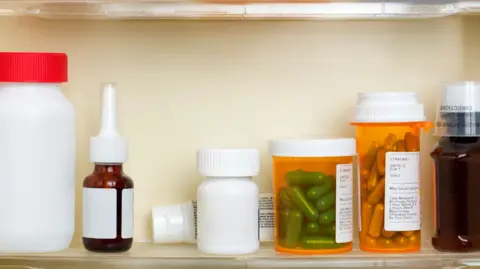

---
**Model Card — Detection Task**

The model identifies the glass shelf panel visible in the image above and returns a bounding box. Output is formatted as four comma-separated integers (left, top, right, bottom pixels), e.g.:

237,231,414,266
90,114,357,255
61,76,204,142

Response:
0,244,246,269
0,243,479,269
0,0,478,19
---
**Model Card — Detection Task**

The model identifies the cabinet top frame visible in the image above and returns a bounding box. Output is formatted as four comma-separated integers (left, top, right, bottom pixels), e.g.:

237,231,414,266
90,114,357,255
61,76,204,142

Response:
0,0,479,19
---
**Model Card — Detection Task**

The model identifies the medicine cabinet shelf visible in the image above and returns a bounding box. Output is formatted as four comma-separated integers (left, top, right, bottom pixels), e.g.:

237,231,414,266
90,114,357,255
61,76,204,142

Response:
1,0,480,19
1,243,480,269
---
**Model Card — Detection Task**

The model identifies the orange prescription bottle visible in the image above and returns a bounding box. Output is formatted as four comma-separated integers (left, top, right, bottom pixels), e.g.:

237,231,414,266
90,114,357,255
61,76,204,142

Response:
270,138,356,254
351,92,431,253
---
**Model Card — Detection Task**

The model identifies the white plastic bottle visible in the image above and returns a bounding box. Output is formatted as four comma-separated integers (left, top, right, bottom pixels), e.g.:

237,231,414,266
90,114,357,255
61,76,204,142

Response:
151,192,274,244
196,149,260,255
0,53,75,253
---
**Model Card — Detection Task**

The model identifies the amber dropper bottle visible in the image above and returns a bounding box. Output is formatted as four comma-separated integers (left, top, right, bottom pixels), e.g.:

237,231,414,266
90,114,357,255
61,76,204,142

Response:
82,83,134,253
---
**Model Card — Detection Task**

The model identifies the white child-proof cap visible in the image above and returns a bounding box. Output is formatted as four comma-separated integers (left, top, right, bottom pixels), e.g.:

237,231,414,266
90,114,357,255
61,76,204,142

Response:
353,92,426,123
152,203,190,243
197,149,260,177
90,83,128,164
270,138,356,157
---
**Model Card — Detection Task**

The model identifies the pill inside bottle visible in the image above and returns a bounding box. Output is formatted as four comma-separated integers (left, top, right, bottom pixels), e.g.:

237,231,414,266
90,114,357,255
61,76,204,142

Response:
352,92,430,253
270,138,356,255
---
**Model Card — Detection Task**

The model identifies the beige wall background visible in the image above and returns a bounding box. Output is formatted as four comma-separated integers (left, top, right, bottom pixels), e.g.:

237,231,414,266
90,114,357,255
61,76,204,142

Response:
0,16,471,243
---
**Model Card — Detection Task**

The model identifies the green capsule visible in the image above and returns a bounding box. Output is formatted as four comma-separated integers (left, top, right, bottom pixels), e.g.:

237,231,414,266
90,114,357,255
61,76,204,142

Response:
278,188,294,209
278,210,291,238
285,210,303,248
325,175,336,188
306,186,322,201
318,208,335,226
300,236,341,249
316,191,335,212
305,222,320,235
286,170,326,186
287,186,319,221
327,225,335,236
306,179,334,201
319,224,335,236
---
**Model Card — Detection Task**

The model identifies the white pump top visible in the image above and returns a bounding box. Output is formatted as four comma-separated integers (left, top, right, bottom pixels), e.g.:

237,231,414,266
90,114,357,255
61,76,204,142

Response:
90,83,128,164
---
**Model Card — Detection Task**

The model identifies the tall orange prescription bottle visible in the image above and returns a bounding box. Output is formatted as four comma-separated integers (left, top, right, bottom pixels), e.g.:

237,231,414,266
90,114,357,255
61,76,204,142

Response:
351,92,431,253
270,138,356,254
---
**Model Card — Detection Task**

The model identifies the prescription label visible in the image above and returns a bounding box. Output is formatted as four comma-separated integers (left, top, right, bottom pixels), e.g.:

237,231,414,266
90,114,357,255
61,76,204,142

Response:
259,193,274,242
121,189,134,239
385,152,421,231
192,194,272,242
336,164,353,243
83,188,117,239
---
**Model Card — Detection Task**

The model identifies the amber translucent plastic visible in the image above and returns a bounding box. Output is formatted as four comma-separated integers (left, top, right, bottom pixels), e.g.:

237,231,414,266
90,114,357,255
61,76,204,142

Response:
272,156,353,254
83,164,134,253
353,122,426,253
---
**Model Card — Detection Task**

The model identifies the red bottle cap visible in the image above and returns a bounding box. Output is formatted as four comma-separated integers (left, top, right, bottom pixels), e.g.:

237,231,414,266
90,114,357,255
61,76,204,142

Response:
0,52,68,83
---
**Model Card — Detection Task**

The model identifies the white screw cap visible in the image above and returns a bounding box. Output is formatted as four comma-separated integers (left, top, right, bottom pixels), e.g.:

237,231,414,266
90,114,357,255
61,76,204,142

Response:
353,92,426,123
152,204,187,243
270,138,356,158
197,149,260,177
90,83,128,164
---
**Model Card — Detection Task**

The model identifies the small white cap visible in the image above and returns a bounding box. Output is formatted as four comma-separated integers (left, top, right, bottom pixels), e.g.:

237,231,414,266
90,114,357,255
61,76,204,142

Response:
197,149,260,177
152,204,187,243
438,81,480,112
270,138,356,157
353,92,426,123
90,83,128,163
435,81,480,137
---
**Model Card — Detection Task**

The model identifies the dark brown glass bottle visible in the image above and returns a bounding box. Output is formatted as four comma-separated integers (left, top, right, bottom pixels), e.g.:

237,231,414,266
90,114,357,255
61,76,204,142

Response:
432,137,480,252
431,89,480,253
431,81,480,252
431,137,480,251
82,164,134,253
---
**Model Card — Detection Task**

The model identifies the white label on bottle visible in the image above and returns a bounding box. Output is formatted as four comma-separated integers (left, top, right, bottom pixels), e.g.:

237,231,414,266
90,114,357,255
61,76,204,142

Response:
385,152,421,231
192,200,198,240
122,189,134,239
83,188,117,239
259,193,274,242
336,164,353,243
190,193,273,242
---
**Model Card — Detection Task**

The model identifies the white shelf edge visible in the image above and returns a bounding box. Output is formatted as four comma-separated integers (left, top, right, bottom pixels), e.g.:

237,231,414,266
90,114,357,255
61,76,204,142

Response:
457,0,480,13
0,243,478,268
0,1,477,19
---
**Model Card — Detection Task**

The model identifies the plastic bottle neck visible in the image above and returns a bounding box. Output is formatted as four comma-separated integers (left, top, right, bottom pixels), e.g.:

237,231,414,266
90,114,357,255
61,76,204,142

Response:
94,164,123,174
0,83,60,91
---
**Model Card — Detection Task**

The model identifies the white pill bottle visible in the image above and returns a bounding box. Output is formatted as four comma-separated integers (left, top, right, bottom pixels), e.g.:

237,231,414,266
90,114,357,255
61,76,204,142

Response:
0,53,75,253
197,149,260,255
